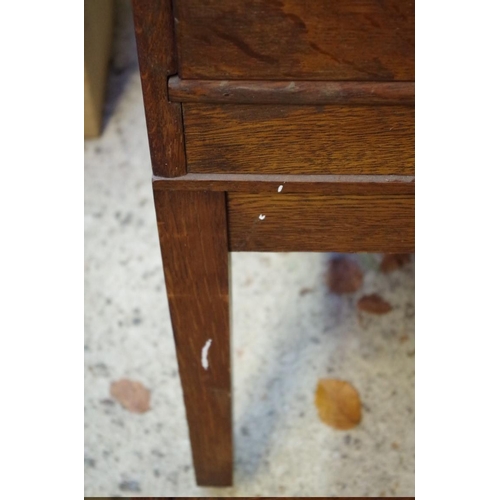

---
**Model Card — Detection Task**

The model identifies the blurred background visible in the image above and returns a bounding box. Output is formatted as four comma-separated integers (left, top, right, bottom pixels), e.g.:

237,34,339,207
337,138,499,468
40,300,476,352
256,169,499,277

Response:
84,0,415,496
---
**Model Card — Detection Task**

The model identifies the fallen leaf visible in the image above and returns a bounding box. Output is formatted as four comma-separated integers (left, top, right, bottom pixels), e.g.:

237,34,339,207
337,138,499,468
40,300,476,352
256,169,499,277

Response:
399,334,409,343
299,287,314,296
327,257,363,294
315,378,362,430
357,294,393,314
380,254,411,273
110,379,150,413
391,441,400,450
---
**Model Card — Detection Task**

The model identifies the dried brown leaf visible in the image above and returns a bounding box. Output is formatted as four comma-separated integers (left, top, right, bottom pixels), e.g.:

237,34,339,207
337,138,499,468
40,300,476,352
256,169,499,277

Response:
327,257,363,294
357,293,393,314
380,254,411,273
110,379,151,413
315,378,362,430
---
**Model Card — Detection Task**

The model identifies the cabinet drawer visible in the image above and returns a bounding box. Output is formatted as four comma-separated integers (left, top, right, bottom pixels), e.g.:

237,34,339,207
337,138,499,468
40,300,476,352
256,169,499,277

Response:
174,0,414,81
183,104,414,175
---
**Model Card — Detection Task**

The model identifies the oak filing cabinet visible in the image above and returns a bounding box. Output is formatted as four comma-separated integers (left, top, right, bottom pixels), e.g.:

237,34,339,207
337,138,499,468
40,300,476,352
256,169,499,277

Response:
132,0,414,486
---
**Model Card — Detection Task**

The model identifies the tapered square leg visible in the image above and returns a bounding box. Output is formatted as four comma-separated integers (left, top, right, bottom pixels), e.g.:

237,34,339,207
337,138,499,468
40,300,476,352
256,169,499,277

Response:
153,188,232,486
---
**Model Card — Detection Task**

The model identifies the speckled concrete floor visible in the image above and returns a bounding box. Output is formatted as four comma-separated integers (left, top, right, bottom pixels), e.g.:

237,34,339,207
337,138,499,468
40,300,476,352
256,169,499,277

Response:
84,2,415,496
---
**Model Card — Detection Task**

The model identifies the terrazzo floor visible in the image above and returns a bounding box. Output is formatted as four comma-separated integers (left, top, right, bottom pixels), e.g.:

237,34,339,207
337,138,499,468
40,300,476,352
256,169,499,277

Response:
84,2,415,496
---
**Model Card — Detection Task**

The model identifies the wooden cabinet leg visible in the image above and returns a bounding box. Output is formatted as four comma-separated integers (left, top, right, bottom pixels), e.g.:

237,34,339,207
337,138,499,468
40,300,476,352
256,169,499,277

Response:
153,188,232,486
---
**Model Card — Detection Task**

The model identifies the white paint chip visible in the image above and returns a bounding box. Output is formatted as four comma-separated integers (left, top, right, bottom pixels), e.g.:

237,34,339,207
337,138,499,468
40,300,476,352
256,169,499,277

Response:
201,339,212,370
278,185,284,192
259,214,266,220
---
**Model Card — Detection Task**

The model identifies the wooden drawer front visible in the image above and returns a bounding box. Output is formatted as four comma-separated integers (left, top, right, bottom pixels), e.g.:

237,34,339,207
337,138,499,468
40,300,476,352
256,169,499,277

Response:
183,104,414,175
175,0,414,81
228,193,414,252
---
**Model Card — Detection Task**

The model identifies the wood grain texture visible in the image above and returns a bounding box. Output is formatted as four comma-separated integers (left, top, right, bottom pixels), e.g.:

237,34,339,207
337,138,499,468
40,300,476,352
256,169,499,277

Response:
227,193,414,252
183,104,415,175
168,77,415,106
154,189,232,486
132,0,185,177
153,173,415,196
174,0,414,80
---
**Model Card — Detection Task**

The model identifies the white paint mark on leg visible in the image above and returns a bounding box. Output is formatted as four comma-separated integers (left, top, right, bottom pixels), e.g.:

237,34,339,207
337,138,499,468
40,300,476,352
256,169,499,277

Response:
278,185,283,193
201,339,213,370
259,214,266,220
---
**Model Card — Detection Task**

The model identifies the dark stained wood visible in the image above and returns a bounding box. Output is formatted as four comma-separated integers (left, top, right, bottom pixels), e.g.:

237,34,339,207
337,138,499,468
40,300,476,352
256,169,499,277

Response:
153,189,232,486
153,173,415,196
183,104,415,175
134,0,415,486
174,0,415,81
132,0,186,177
227,193,414,252
169,77,415,106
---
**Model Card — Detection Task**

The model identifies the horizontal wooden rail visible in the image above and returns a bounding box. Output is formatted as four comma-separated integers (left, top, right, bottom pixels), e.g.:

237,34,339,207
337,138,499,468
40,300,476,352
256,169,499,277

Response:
153,173,415,195
168,76,414,105
153,173,415,253
227,191,414,252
